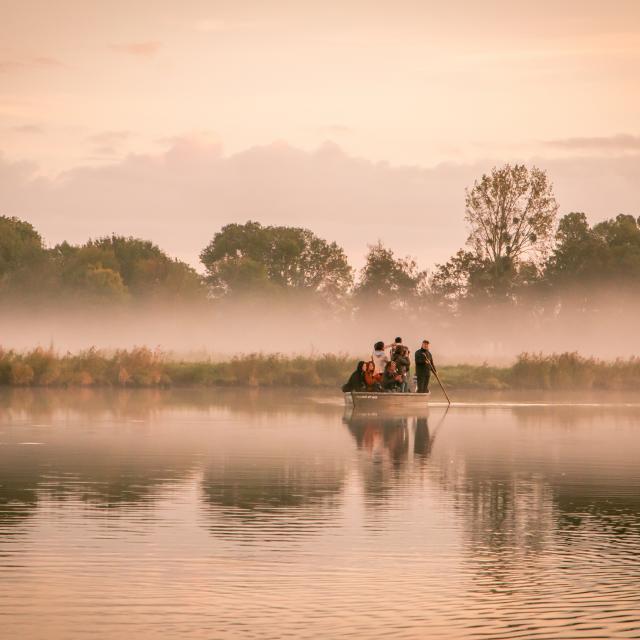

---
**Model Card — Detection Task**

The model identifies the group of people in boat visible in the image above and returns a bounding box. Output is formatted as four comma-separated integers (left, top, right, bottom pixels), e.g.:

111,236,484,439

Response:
342,337,436,394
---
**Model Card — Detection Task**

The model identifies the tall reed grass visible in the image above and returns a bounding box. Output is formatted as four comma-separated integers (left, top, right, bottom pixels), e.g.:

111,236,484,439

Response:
0,347,354,388
1,347,639,390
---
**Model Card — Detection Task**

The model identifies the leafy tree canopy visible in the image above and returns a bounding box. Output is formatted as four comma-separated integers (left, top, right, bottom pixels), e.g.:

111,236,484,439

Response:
0,216,46,274
53,235,205,302
355,241,426,310
465,164,558,267
200,221,353,301
0,216,53,296
545,213,640,289
430,164,557,305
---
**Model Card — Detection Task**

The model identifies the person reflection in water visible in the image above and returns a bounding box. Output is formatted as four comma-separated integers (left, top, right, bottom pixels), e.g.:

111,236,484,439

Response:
345,413,434,467
345,414,410,465
413,417,431,458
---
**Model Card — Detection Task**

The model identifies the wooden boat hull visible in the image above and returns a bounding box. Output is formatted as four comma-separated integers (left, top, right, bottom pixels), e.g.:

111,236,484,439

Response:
346,391,430,410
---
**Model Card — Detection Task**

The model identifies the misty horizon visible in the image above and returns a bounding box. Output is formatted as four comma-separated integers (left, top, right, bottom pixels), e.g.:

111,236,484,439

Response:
2,138,639,271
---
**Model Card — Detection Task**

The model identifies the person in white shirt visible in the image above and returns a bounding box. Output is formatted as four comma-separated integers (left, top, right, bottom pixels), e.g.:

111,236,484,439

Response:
371,340,393,375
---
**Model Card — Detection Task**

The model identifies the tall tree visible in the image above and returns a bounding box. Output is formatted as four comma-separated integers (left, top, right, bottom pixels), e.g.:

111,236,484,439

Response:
429,250,483,310
464,164,558,297
200,221,353,302
0,216,54,298
92,236,205,300
54,235,205,303
355,241,426,310
544,212,640,291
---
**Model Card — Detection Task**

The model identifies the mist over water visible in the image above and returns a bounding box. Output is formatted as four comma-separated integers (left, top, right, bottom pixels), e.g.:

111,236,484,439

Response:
0,388,639,639
3,293,640,362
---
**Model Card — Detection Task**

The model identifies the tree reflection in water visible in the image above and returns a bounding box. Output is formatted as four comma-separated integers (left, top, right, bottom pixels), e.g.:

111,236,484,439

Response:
199,425,349,540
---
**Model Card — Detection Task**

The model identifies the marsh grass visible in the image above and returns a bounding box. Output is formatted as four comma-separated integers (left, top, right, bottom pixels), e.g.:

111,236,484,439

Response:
509,352,640,390
1,347,640,390
0,347,355,388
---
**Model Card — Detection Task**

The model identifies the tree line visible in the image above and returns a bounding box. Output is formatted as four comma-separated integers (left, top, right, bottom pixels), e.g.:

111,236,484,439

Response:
2,163,639,314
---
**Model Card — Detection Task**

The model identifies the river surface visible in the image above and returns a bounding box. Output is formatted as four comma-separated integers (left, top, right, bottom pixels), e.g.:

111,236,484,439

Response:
1,388,639,639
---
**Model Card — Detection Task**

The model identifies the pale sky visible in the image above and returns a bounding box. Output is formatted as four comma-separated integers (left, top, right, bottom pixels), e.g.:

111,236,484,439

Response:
1,0,639,268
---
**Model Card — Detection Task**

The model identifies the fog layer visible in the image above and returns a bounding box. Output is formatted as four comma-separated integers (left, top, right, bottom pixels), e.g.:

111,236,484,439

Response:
2,294,638,363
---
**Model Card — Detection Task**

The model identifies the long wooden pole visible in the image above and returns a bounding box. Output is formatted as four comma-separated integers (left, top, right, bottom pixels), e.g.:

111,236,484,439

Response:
430,365,451,406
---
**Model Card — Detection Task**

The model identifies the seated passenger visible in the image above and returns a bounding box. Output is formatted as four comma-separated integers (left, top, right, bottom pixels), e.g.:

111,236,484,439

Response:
363,361,383,391
382,361,404,392
342,361,366,393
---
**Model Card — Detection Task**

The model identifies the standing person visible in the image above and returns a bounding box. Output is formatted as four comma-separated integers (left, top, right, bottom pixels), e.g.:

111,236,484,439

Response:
391,336,411,392
372,341,393,375
415,340,436,394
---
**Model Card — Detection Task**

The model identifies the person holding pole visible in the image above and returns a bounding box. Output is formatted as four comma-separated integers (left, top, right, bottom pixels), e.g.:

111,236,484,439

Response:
415,340,435,394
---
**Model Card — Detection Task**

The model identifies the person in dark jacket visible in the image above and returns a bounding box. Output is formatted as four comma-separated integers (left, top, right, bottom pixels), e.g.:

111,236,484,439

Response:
342,361,366,392
382,361,404,392
415,340,435,393
390,336,411,391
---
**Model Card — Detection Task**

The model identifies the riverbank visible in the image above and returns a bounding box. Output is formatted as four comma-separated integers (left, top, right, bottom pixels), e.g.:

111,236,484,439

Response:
1,347,640,390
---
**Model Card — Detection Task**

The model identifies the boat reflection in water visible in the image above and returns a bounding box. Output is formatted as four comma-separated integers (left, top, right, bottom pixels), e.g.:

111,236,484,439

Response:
343,405,447,464
342,405,450,511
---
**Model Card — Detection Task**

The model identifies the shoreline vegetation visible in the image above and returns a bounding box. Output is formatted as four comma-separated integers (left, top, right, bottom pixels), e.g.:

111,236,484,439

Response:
1,347,640,391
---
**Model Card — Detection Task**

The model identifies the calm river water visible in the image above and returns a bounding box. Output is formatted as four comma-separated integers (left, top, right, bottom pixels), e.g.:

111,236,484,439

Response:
1,388,639,639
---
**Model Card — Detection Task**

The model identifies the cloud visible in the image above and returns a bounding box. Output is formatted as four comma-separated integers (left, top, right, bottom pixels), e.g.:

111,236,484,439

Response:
194,19,228,33
109,42,161,57
87,130,132,145
193,19,255,33
314,124,353,137
546,134,640,153
0,61,17,73
10,124,45,134
89,146,119,158
31,56,63,67
1,141,639,272
0,56,63,73
83,131,133,160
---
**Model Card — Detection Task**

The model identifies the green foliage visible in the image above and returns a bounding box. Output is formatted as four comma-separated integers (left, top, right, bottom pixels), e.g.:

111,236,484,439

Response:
511,353,597,390
0,347,356,388
0,216,45,273
545,213,640,293
51,235,205,304
2,171,640,319
200,221,353,303
429,165,557,308
439,363,510,390
92,236,205,300
355,241,427,310
443,353,640,390
2,347,639,390
433,164,556,304
465,164,558,265
0,216,54,297
429,250,489,310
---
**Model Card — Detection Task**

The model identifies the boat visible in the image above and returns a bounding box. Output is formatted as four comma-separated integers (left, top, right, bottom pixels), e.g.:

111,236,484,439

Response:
346,390,430,410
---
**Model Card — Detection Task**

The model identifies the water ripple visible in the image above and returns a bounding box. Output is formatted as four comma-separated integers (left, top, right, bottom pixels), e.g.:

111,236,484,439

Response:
0,391,639,638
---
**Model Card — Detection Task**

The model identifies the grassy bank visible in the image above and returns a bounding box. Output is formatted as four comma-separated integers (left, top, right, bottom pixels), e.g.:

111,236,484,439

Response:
1,347,640,390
